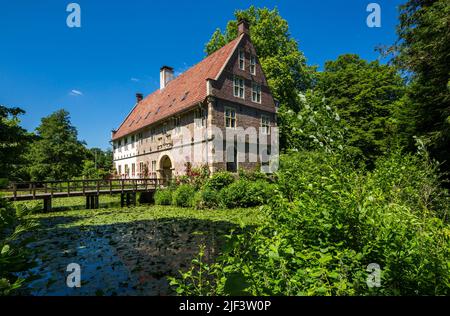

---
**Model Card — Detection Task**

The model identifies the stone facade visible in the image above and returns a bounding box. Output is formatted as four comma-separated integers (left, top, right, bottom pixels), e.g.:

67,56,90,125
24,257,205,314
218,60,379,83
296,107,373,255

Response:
112,20,277,179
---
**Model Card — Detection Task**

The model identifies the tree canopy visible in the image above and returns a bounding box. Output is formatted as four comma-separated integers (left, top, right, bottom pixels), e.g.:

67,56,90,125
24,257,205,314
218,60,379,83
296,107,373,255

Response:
0,105,33,181
388,0,450,172
316,54,406,165
25,109,88,181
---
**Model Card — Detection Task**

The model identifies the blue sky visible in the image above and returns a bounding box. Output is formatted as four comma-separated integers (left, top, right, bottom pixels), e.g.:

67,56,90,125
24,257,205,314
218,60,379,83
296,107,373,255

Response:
0,0,404,150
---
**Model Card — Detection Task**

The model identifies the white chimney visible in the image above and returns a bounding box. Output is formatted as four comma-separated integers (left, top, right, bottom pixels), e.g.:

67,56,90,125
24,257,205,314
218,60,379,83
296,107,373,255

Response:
160,66,174,89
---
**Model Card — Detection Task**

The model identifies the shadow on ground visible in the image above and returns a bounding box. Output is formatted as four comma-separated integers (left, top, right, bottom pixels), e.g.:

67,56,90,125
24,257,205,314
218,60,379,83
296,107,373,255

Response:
19,214,250,296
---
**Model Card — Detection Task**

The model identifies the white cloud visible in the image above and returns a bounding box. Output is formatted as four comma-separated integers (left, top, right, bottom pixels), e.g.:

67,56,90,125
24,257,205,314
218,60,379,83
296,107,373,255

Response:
70,89,83,96
130,77,140,82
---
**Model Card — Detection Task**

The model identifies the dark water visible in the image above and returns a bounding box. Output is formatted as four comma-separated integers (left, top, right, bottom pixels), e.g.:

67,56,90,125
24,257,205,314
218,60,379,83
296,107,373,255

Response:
18,214,236,296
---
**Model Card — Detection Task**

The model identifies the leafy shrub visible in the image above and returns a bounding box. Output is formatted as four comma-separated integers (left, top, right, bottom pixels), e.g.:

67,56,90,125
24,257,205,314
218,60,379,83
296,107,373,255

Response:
204,172,235,191
154,188,173,206
0,179,9,190
0,197,38,295
193,187,221,210
238,168,269,182
172,149,450,296
181,163,211,190
220,179,274,208
172,184,196,207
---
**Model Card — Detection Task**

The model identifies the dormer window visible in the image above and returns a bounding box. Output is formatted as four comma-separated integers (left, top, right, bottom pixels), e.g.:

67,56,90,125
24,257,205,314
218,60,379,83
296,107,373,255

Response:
239,49,245,70
250,55,256,75
233,76,245,99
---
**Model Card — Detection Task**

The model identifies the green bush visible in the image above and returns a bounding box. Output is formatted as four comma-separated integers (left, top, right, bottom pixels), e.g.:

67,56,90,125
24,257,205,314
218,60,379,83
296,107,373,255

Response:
238,168,269,182
1,197,38,295
220,179,274,208
193,187,221,210
204,172,235,191
172,149,450,296
0,179,8,190
154,188,173,206
172,184,196,207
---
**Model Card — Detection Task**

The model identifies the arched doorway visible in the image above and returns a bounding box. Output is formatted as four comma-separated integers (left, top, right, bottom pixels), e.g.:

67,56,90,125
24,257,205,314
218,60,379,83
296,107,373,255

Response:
159,155,173,185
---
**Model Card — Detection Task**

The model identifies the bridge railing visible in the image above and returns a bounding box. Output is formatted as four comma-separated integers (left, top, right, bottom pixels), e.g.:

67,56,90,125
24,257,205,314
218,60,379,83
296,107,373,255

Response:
5,178,165,200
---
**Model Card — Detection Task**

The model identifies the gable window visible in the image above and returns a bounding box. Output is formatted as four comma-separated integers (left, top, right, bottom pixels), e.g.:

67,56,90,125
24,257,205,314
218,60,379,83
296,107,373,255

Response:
195,107,206,128
252,82,261,103
225,107,236,129
250,55,256,75
261,114,270,135
239,49,245,70
233,76,245,99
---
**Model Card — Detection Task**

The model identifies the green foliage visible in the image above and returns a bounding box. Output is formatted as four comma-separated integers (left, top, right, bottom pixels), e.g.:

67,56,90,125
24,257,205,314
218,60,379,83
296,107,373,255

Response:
172,149,450,295
279,90,348,154
192,187,221,210
180,163,211,190
388,0,450,175
172,184,196,208
219,179,274,208
317,54,406,166
0,105,34,181
81,159,110,180
204,172,235,191
154,188,173,206
81,148,113,179
0,197,38,295
25,109,88,181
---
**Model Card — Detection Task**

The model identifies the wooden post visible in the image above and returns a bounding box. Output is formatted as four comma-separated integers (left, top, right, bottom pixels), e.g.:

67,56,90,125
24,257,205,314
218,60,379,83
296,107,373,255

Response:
121,179,124,193
109,179,113,194
13,183,17,200
67,181,71,196
82,181,85,194
32,183,36,199
43,197,52,213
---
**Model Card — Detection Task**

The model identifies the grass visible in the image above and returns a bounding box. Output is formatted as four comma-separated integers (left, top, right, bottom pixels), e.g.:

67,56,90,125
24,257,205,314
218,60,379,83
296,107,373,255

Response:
14,195,264,229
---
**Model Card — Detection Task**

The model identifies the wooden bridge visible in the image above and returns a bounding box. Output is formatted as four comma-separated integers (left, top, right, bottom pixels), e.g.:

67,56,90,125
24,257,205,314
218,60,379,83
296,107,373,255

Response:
3,178,166,211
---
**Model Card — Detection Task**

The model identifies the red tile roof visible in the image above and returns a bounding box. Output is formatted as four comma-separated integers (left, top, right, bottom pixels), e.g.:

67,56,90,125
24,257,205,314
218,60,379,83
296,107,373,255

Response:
112,35,243,140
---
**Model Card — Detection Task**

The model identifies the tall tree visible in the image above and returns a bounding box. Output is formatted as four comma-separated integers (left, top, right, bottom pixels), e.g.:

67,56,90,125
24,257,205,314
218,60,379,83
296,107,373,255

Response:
388,0,450,172
205,6,315,150
317,54,406,166
26,109,88,181
0,105,33,181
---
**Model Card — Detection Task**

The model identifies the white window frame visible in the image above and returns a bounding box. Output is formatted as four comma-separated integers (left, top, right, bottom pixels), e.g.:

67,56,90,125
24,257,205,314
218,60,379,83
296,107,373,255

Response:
225,107,237,129
252,82,261,103
233,76,245,99
239,49,245,70
261,114,270,135
174,116,181,134
250,55,256,75
194,107,206,128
